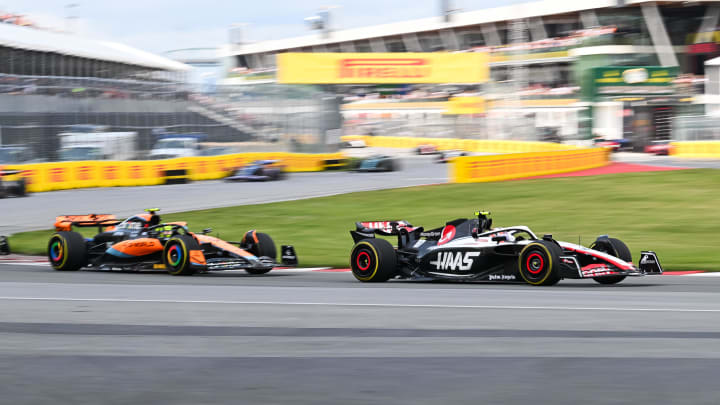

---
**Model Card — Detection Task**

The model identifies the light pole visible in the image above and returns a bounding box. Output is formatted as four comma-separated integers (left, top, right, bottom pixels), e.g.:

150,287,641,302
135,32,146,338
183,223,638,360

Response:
65,3,79,33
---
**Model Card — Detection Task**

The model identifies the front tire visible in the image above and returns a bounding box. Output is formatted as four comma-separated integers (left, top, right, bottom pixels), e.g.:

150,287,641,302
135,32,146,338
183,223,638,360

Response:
518,240,562,286
163,235,201,276
48,231,87,271
591,237,631,285
350,238,397,282
245,232,276,275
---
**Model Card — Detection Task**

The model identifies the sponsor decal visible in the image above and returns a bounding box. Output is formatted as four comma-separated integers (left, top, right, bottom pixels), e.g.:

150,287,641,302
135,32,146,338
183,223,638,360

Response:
430,251,480,271
640,255,656,265
489,274,516,281
622,68,649,84
420,231,442,238
50,167,66,183
103,165,118,180
76,166,92,181
129,165,143,179
438,225,456,246
338,58,430,79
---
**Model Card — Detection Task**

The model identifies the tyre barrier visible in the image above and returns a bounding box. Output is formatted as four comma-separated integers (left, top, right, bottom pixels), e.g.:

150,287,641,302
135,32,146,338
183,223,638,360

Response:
4,152,346,192
451,148,610,183
671,141,720,158
322,159,349,171
0,236,9,255
163,169,190,185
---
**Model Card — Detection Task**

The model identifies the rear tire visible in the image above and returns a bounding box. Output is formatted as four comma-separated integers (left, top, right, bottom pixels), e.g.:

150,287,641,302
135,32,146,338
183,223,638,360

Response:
164,235,201,276
591,237,631,285
245,232,276,275
48,231,87,271
350,238,397,282
518,240,562,286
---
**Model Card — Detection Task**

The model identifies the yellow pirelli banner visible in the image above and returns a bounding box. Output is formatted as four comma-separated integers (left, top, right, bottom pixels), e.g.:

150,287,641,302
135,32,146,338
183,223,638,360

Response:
10,152,345,193
451,148,610,183
277,53,489,84
671,141,720,158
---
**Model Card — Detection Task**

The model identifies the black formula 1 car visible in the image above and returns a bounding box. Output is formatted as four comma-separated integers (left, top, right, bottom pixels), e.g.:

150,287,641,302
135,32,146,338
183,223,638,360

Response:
0,169,27,198
48,209,297,275
435,150,468,163
225,160,286,181
349,212,662,286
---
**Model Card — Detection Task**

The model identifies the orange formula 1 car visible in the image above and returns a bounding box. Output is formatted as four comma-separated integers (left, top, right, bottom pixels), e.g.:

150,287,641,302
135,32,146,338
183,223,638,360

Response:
48,209,297,275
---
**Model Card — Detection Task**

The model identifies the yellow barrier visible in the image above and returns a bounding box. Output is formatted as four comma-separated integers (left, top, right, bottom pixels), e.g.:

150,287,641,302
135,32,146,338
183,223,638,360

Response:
7,152,344,193
340,135,577,153
451,148,610,183
671,141,720,158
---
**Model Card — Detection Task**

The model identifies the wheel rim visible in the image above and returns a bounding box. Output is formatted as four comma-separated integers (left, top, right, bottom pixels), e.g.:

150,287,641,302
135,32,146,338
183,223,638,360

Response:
352,247,376,278
356,251,371,271
526,252,544,275
167,244,182,267
49,239,64,264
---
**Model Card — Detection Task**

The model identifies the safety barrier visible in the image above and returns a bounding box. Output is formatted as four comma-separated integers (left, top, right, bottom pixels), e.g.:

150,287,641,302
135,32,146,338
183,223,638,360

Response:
451,148,610,183
3,152,345,193
671,141,720,158
340,135,575,153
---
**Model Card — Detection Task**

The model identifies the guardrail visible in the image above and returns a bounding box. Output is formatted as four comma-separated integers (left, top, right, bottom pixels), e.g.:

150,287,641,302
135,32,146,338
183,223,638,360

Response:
451,148,610,183
341,135,575,153
671,141,720,158
2,152,344,192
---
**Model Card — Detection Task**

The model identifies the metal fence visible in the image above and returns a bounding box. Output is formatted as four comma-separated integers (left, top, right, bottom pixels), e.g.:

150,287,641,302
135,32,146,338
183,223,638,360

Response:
0,75,339,164
673,115,720,141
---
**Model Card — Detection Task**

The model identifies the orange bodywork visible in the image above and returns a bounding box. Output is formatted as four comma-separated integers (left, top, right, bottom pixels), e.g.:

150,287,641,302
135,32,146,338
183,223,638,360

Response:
54,214,117,231
195,234,255,258
111,238,164,256
189,250,206,265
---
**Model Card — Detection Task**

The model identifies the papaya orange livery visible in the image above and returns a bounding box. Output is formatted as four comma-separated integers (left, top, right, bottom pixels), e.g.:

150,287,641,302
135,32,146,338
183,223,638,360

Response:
46,208,297,275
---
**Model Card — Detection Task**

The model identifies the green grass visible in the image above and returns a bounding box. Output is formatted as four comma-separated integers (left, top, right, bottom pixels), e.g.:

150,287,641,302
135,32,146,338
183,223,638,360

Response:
9,169,720,270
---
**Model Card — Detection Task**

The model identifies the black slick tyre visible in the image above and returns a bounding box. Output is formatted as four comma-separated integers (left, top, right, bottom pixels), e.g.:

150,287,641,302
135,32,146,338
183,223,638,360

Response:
245,232,276,274
48,231,87,271
350,238,397,282
518,240,562,286
591,237,631,285
163,235,201,276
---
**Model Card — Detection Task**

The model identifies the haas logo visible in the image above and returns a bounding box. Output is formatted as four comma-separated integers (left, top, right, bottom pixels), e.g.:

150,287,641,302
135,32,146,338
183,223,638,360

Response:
438,225,456,246
430,251,480,271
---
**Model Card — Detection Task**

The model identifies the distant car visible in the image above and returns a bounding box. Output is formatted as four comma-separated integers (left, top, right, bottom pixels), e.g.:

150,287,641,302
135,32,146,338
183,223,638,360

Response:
225,160,286,181
0,145,38,164
416,144,438,155
436,150,468,163
594,138,632,152
342,139,367,148
355,155,398,172
645,140,673,155
0,169,27,198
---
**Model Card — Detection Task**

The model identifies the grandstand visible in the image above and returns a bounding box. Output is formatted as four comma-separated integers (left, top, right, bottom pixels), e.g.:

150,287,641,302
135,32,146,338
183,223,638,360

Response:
224,0,719,148
0,19,261,162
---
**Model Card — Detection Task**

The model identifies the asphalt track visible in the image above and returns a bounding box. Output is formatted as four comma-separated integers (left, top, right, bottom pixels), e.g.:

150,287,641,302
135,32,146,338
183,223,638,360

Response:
2,150,719,235
2,261,720,404
0,152,446,234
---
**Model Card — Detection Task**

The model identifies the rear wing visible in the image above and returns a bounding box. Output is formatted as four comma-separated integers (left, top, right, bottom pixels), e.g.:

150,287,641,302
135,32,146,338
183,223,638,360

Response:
54,214,120,232
351,221,423,245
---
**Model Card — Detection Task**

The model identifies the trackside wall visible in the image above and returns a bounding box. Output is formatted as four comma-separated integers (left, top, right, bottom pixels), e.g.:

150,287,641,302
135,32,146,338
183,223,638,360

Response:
451,148,610,183
3,152,344,192
671,141,720,158
341,135,576,153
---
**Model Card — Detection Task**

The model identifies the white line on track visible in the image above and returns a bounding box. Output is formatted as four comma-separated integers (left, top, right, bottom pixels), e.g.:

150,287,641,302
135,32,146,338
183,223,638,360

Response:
0,296,719,312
